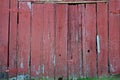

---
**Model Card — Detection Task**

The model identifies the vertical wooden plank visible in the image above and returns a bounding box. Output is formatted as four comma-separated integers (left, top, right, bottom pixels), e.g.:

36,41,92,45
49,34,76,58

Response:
17,2,31,77
55,4,68,79
0,0,9,79
43,3,55,79
31,4,44,78
85,4,97,77
78,4,83,77
82,4,97,77
97,3,108,76
81,4,86,77
109,0,120,74
68,5,74,79
68,4,82,79
9,0,18,78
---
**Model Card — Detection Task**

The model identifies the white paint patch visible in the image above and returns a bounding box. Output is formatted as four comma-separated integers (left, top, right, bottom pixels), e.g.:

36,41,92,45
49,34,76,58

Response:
20,62,24,69
76,32,78,45
9,74,30,80
42,64,44,74
73,77,77,80
110,64,115,72
46,76,49,79
27,2,32,10
17,75,25,80
97,35,100,54
9,77,17,80
54,55,56,66
36,65,41,75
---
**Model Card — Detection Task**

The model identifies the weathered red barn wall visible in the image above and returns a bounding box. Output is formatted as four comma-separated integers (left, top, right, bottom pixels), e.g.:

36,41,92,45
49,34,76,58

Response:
97,3,108,76
109,0,120,74
0,0,9,79
0,0,120,79
9,0,18,78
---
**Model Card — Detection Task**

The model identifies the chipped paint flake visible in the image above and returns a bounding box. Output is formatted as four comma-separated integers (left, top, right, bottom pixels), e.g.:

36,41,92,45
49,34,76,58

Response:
20,62,24,69
17,75,25,80
27,2,32,10
97,35,100,54
36,65,41,75
42,64,44,74
9,77,17,80
110,64,115,72
76,31,78,45
54,55,56,66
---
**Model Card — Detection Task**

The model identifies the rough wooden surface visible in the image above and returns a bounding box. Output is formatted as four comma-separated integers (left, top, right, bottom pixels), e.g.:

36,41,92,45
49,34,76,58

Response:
17,2,31,76
109,0,120,74
1,0,120,79
0,0,9,79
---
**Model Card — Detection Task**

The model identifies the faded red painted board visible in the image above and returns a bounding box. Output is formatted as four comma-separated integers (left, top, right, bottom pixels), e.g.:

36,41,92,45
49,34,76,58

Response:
9,0,18,77
97,3,108,76
31,3,44,78
55,4,68,79
67,5,74,79
68,4,82,78
109,0,120,74
81,4,86,77
17,2,31,75
78,4,83,77
82,4,97,77
0,0,9,77
43,4,55,78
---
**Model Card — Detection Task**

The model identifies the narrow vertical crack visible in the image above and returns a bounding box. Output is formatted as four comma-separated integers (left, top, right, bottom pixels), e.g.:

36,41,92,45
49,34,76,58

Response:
29,2,32,80
80,4,83,77
7,0,11,79
67,4,70,80
16,1,20,79
54,4,56,80
95,3,98,77
107,2,110,74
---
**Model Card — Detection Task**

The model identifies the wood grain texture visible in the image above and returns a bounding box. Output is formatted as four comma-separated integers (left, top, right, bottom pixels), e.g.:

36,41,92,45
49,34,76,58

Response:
31,3,44,77
0,1,119,78
9,0,18,77
97,3,108,76
43,3,55,78
0,0,9,76
55,4,68,79
81,4,86,77
17,2,31,75
109,0,120,74
78,4,83,77
82,4,97,77
68,4,82,78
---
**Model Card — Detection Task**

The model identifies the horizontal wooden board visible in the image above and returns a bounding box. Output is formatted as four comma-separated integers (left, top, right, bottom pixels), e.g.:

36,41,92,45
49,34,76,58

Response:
18,0,108,4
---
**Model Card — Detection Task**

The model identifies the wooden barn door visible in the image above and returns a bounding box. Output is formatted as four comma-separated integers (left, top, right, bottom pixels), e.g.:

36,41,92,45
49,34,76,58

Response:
80,3,108,77
7,1,120,80
1,0,120,80
67,3,108,78
31,3,68,80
